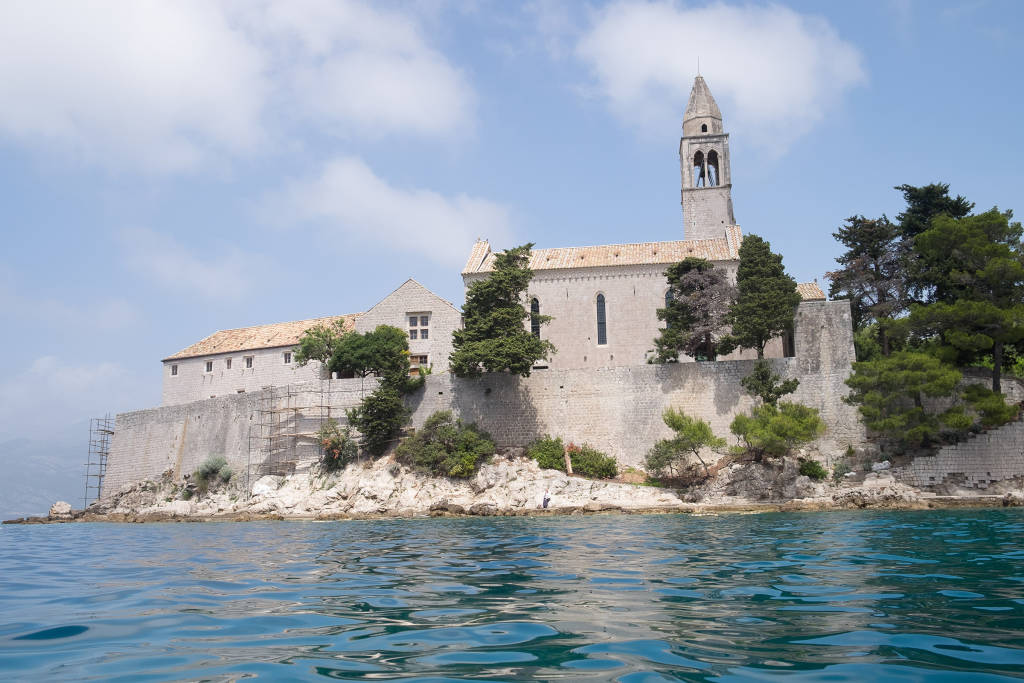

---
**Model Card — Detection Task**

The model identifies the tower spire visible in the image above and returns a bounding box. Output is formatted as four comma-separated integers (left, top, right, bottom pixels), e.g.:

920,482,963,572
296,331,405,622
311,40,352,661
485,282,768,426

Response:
682,75,722,136
679,75,735,240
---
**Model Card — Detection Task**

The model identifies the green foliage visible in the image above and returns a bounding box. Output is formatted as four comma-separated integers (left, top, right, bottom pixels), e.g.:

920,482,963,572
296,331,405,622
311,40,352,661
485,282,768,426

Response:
347,386,408,456
451,244,556,377
330,325,414,385
964,384,1019,428
844,351,963,447
527,436,617,479
293,319,351,367
832,461,851,482
193,455,231,496
653,258,734,362
740,360,799,406
730,402,825,460
395,411,494,478
317,418,359,472
527,435,566,471
719,234,801,359
895,182,974,240
645,408,725,479
567,443,618,479
798,459,828,481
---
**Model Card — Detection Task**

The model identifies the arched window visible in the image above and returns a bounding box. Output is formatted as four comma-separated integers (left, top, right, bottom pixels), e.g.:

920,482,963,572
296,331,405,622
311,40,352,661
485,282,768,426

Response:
530,298,541,338
596,294,607,345
692,151,705,187
707,150,720,187
701,123,708,133
664,289,673,329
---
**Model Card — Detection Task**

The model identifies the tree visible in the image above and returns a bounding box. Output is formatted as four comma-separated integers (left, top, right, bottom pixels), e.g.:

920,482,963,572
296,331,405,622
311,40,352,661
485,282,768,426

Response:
826,215,904,355
719,234,801,359
729,402,825,460
346,386,408,456
652,257,735,362
293,319,351,368
895,182,974,241
909,209,1024,392
844,351,965,448
740,360,798,406
645,408,725,478
451,244,556,377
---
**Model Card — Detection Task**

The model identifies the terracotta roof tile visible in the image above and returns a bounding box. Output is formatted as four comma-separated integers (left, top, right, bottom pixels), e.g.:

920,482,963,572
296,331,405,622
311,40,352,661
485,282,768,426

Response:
163,314,361,361
797,282,826,301
463,230,743,275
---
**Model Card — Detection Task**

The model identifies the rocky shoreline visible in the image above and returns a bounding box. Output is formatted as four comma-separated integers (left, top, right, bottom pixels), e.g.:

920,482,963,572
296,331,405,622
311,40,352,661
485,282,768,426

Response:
6,453,1024,525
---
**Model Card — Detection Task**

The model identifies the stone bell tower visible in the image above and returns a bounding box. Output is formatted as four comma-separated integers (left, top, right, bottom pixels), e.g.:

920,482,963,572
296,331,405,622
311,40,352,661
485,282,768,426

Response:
680,76,735,241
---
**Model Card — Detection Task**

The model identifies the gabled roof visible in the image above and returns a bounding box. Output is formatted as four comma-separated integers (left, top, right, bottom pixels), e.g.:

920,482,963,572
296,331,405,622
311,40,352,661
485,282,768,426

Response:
163,314,360,362
364,278,461,315
462,231,742,276
797,282,826,301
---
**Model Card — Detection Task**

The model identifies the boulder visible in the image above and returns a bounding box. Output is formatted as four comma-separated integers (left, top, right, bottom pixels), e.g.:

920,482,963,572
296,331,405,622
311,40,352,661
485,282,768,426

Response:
251,475,283,497
1003,492,1024,507
48,501,73,520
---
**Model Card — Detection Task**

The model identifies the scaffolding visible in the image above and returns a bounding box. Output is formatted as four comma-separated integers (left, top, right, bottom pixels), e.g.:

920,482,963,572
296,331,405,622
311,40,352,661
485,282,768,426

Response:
245,381,345,494
83,415,113,508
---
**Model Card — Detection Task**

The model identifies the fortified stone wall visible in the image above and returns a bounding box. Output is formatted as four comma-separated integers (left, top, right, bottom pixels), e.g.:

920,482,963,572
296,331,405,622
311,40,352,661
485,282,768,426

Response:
102,300,861,497
892,420,1024,490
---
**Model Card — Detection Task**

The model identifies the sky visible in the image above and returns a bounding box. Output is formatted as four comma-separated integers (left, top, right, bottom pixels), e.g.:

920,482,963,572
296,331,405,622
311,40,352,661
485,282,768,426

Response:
1,0,1022,517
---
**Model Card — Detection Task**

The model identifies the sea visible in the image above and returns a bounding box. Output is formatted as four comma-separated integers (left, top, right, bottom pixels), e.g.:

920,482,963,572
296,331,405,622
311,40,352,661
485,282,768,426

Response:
1,510,1023,681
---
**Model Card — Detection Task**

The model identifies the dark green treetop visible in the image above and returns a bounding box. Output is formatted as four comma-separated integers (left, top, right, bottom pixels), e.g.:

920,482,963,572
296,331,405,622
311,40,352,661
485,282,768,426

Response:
450,244,556,377
652,257,734,362
719,234,801,359
895,182,974,240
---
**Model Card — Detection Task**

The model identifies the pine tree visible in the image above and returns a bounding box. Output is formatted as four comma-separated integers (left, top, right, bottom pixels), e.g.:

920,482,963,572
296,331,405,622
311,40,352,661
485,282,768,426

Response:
652,257,734,362
719,234,801,359
450,244,556,377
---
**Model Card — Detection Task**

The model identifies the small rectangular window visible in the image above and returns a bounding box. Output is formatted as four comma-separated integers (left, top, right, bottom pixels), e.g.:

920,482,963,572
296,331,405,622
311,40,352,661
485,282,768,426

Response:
226,358,232,370
205,360,213,373
283,352,292,364
236,389,245,393
420,329,429,340
409,316,418,327
420,315,429,327
245,356,253,369
171,364,178,376
409,329,418,340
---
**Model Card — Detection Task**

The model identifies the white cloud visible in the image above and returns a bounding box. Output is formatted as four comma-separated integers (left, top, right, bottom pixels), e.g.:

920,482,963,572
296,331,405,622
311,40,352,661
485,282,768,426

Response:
575,2,866,153
0,0,474,171
273,156,513,267
0,356,150,439
117,228,257,299
0,275,138,331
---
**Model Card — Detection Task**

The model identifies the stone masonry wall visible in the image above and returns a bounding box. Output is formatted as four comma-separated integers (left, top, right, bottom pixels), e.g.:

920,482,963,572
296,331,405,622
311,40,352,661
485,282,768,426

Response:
892,420,1024,490
102,300,863,497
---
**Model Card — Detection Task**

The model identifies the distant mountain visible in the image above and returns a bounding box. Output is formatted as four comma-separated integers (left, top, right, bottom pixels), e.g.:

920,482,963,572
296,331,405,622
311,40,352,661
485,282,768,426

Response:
0,430,89,520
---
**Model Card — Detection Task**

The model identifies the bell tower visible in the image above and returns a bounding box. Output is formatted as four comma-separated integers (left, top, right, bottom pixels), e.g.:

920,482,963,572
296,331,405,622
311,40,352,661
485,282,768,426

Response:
680,76,735,241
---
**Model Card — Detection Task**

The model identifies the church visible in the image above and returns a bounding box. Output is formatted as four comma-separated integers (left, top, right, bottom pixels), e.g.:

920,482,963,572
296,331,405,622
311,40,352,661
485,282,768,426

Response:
462,76,824,370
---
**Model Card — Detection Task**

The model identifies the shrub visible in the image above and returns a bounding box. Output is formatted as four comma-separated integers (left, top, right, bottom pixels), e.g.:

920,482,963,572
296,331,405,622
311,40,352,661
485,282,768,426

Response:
832,461,851,483
798,459,828,481
566,443,618,479
964,384,1018,428
317,418,359,472
527,436,617,479
193,455,231,496
730,402,825,460
527,436,566,471
347,385,409,456
645,408,725,479
395,411,495,478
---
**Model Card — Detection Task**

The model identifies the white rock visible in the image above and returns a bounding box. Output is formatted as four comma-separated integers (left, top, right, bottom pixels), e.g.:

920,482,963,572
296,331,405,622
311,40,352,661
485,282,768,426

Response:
48,501,73,519
251,475,283,496
871,460,891,472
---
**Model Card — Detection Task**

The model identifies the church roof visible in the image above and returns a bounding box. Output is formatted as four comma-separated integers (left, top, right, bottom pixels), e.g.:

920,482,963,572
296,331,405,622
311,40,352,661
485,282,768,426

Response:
462,233,741,276
684,75,722,123
163,314,361,361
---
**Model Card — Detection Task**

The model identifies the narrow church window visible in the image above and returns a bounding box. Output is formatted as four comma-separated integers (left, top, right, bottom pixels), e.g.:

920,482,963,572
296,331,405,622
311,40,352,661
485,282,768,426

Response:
171,364,178,376
701,123,708,133
245,356,253,369
596,294,607,345
226,358,232,370
783,330,796,358
707,150,720,187
693,151,705,187
664,290,673,329
530,298,541,338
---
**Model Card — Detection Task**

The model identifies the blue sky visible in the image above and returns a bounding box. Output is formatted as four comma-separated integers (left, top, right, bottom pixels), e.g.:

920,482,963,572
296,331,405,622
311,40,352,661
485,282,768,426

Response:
1,0,1022,516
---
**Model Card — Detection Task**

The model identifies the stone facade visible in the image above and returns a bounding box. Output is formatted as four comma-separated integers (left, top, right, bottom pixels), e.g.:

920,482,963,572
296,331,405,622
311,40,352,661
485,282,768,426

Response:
354,279,461,375
101,300,862,497
892,420,1024,490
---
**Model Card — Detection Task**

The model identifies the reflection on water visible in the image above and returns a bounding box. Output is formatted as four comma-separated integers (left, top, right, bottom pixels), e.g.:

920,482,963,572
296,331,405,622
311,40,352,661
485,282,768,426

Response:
1,511,1023,680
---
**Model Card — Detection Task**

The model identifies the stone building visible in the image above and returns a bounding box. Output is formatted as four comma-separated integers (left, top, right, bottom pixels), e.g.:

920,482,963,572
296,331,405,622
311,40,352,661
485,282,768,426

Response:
462,76,826,370
161,279,459,406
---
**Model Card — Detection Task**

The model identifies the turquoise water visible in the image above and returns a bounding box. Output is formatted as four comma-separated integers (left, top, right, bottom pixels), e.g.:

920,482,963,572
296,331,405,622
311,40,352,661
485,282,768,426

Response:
1,511,1023,681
